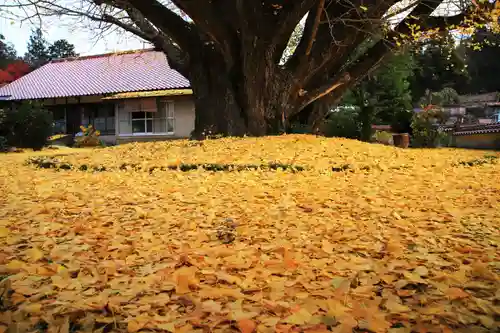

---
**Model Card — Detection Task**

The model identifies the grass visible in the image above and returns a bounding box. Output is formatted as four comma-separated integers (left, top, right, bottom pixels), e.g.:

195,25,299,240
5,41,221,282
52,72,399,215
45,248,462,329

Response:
0,135,498,333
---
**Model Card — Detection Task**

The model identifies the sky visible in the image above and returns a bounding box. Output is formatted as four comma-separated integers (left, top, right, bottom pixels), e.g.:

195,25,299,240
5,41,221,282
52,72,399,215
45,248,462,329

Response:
0,0,466,57
0,13,149,57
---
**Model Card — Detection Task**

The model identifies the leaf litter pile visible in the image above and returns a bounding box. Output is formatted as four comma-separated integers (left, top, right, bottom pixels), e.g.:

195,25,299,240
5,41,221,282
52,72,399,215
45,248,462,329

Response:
0,135,499,333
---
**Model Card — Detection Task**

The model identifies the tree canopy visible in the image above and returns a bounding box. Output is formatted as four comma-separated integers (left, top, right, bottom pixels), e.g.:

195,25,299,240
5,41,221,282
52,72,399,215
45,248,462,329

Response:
465,28,500,94
24,28,50,68
1,0,496,136
0,34,17,69
410,33,469,102
24,29,79,68
48,39,78,60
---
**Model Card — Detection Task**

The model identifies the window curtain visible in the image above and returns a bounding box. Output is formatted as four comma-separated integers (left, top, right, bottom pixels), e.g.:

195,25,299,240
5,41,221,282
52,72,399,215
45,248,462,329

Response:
123,98,157,113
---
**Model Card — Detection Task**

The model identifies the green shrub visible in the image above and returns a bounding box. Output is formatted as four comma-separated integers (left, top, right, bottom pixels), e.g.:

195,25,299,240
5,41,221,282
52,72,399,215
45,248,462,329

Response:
0,136,7,152
0,103,53,150
288,123,312,134
411,108,446,148
372,130,394,145
323,108,360,139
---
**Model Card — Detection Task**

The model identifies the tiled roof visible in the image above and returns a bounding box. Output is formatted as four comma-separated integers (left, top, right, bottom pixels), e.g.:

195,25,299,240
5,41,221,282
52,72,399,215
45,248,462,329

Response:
453,122,500,136
0,49,190,100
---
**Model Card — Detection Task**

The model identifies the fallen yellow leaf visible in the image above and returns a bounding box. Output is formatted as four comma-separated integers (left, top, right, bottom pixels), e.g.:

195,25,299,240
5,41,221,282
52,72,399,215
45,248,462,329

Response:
6,260,24,272
154,323,175,332
0,227,9,237
284,308,312,325
175,273,191,294
127,319,147,333
384,299,411,313
445,287,469,300
22,303,42,314
237,319,256,333
199,286,244,299
321,239,334,254
26,247,44,262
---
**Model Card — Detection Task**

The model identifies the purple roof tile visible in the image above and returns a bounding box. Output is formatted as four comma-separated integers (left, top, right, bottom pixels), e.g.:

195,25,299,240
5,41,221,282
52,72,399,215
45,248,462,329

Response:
0,49,190,100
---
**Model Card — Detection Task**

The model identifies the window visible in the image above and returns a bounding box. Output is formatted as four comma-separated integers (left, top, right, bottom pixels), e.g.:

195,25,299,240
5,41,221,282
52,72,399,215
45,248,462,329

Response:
82,105,115,135
118,98,174,135
158,99,175,134
132,112,154,134
52,107,66,134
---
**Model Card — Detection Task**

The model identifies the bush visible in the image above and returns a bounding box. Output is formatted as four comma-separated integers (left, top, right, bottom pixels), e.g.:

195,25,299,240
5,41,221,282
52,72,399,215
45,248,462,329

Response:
288,123,312,134
0,136,7,152
390,109,413,134
372,130,394,145
322,108,360,139
411,107,446,148
0,103,53,150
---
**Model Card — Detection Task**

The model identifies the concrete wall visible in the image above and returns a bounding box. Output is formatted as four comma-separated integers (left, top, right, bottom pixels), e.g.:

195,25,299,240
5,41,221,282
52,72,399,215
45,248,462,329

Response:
454,133,500,149
100,135,117,145
172,97,195,138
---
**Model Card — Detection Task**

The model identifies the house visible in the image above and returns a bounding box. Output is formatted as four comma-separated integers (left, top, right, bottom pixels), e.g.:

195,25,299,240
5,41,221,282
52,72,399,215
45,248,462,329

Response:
0,49,195,145
450,123,500,149
449,93,500,149
458,92,500,123
412,92,500,149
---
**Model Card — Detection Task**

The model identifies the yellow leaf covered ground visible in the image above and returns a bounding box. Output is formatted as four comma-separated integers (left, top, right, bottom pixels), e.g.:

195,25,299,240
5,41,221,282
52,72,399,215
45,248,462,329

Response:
0,135,499,333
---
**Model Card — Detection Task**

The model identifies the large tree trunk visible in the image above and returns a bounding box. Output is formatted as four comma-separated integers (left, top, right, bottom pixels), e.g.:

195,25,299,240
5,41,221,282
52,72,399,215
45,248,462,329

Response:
188,49,247,139
183,42,295,138
133,1,398,139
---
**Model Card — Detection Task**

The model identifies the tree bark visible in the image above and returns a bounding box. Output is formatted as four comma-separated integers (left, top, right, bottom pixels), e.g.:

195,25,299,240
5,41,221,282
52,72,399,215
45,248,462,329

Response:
187,46,247,138
185,37,295,138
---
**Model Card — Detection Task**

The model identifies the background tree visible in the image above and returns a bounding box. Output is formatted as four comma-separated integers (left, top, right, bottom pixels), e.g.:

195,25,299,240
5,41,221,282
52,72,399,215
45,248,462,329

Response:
48,39,78,60
0,34,31,85
0,61,31,85
1,0,495,137
0,34,17,69
410,33,469,103
24,28,50,68
465,28,500,94
334,52,414,140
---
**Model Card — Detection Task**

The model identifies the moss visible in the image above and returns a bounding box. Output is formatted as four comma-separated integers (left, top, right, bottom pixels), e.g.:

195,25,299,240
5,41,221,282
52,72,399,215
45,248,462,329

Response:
26,156,306,173
454,155,498,167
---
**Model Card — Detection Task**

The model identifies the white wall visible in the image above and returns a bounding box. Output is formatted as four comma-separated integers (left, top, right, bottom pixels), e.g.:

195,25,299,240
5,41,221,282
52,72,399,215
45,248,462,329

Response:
173,98,195,138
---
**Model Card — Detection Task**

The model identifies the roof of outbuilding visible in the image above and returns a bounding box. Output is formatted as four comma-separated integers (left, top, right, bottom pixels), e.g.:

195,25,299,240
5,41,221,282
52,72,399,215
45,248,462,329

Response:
0,49,190,100
453,122,500,136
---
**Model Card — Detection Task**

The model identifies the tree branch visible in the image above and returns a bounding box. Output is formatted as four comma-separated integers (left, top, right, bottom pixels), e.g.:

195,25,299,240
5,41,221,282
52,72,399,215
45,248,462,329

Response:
272,0,317,64
295,0,471,114
122,8,189,73
298,72,351,110
169,0,237,61
306,0,326,57
125,0,199,50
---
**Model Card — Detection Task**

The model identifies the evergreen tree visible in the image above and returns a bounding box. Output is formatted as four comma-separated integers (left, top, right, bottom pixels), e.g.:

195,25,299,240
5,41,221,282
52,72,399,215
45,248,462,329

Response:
465,28,500,94
24,28,50,68
338,52,415,140
0,34,17,69
410,33,469,102
48,39,78,60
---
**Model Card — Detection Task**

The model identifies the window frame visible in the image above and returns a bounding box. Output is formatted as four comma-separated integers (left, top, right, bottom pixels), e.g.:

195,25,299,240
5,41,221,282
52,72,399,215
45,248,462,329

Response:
131,111,155,135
